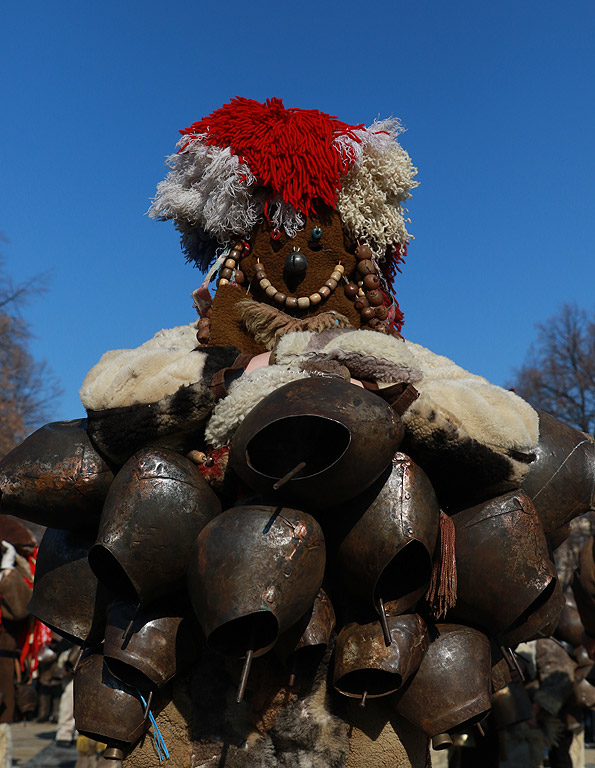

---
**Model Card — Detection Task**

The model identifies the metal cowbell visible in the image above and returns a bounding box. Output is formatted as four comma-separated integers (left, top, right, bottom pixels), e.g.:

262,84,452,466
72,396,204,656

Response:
522,410,595,533
229,377,403,510
333,614,429,700
28,527,107,646
448,490,564,645
73,650,151,749
276,589,336,678
0,419,114,529
187,505,325,659
103,597,195,691
395,623,492,738
336,453,439,618
89,447,221,606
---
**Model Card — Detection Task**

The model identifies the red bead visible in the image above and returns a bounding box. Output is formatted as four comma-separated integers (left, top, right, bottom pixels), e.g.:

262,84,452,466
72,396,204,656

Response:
270,229,281,240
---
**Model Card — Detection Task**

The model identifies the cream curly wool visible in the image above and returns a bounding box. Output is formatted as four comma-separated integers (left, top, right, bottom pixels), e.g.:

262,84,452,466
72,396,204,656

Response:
337,119,418,256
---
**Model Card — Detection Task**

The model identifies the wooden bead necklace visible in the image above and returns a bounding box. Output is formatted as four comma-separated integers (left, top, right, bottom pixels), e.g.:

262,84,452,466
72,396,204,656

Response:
343,243,394,333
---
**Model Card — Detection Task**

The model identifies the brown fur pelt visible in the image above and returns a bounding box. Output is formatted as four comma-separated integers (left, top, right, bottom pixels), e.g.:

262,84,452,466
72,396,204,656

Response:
238,298,353,351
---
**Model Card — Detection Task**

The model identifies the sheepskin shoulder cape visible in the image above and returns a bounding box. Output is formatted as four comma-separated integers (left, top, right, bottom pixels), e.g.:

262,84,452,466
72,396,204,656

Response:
80,323,539,503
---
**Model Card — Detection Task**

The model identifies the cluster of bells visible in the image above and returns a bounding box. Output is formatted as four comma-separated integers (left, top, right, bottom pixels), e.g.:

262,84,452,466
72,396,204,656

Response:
1,376,594,760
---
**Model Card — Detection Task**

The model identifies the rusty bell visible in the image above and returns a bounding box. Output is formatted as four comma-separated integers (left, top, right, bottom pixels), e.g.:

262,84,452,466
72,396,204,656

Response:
395,623,492,737
28,527,108,646
187,505,325,659
89,447,221,606
447,489,564,646
229,377,403,510
0,419,114,529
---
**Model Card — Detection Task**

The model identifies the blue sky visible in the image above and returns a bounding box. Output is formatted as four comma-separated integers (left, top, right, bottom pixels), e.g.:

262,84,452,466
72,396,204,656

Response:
2,1,594,422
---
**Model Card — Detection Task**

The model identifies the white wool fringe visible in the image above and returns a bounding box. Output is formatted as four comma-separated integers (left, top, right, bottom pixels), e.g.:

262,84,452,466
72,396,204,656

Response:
150,119,418,259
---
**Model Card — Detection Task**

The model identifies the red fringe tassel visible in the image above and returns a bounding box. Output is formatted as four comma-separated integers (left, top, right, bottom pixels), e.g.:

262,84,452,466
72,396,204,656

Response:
425,511,458,620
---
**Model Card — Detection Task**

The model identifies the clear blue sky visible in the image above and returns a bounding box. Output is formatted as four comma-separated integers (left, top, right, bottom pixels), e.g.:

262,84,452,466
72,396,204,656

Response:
2,1,594,422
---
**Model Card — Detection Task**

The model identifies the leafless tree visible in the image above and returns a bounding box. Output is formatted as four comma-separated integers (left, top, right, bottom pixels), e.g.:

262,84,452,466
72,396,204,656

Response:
0,252,62,458
509,303,595,434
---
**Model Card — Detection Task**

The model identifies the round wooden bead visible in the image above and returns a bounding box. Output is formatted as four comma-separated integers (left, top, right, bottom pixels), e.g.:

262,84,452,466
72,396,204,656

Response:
259,278,271,289
361,306,375,322
354,297,369,312
357,259,375,276
220,267,233,279
309,293,322,305
218,278,229,286
224,258,237,269
375,305,389,320
234,270,245,284
330,271,343,282
274,292,287,305
356,244,373,260
265,285,277,298
297,297,311,309
363,274,380,290
197,317,210,330
325,278,338,290
335,264,345,274
366,289,383,307
285,297,298,309
344,282,359,298
319,286,331,299
368,317,382,329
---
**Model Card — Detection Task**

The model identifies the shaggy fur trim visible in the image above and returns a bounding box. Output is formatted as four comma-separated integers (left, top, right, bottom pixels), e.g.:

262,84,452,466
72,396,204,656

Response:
84,343,240,465
80,323,203,411
204,367,310,449
238,299,352,351
274,329,422,384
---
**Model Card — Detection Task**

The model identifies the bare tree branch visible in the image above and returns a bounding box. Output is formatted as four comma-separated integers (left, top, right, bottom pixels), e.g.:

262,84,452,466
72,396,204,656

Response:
509,303,595,434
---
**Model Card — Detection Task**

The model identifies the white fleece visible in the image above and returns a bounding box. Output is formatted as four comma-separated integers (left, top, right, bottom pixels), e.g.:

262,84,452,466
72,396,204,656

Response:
79,322,203,411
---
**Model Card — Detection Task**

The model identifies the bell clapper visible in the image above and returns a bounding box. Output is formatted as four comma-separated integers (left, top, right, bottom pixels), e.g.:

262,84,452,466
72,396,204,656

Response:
237,649,254,703
273,461,307,491
143,690,154,721
378,598,392,646
476,722,485,737
502,645,525,682
288,658,296,688
360,691,368,708
122,603,141,643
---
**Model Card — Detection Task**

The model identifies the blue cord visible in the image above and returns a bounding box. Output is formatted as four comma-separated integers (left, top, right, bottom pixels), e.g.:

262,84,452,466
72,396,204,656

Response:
138,691,170,761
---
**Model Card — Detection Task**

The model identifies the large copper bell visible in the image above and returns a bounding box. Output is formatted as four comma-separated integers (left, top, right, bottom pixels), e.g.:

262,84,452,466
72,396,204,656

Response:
0,419,114,529
74,650,151,748
336,454,439,618
395,623,492,737
104,598,195,691
333,614,429,701
229,377,403,510
522,411,595,532
276,589,336,677
28,527,107,646
554,593,584,648
448,490,564,645
187,505,325,658
89,448,221,606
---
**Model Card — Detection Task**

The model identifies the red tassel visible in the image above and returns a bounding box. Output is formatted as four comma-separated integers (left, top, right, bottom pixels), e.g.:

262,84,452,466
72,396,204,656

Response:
425,511,457,619
179,97,364,217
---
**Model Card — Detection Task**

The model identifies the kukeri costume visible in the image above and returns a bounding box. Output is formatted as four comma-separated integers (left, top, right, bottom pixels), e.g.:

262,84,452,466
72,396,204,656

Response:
1,97,594,768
